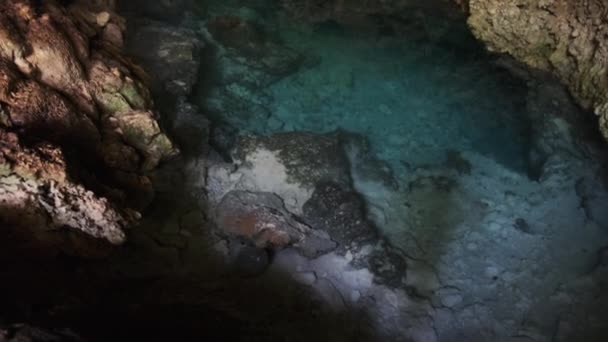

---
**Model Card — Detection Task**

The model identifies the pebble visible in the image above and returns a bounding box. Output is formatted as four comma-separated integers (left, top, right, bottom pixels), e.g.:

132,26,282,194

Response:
292,272,317,286
345,251,354,262
441,294,463,308
485,266,500,278
488,222,501,232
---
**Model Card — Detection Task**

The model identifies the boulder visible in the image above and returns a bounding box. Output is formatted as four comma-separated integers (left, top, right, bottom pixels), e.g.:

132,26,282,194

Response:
216,190,336,257
210,132,352,214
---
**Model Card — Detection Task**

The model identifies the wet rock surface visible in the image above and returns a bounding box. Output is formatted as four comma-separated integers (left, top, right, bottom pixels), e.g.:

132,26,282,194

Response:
303,182,377,251
198,14,305,130
216,190,336,256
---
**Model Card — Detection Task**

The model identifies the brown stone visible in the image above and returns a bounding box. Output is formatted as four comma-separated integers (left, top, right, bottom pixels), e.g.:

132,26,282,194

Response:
464,0,608,140
0,0,177,257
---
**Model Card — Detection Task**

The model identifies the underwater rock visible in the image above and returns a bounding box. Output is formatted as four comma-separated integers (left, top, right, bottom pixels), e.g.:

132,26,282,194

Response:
522,74,599,179
215,190,336,257
125,19,203,97
229,132,352,213
465,0,608,141
576,176,608,229
444,149,472,176
278,0,461,42
122,13,211,158
341,131,398,190
303,182,377,251
199,15,304,129
0,0,176,256
119,0,194,23
207,132,352,214
279,0,453,27
207,15,304,85
513,218,533,235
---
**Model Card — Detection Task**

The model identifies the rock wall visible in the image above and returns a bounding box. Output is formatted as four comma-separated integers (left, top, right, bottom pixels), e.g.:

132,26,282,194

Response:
464,0,608,140
0,0,177,257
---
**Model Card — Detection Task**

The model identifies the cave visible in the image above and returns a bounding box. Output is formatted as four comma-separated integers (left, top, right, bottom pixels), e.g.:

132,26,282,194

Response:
1,0,608,341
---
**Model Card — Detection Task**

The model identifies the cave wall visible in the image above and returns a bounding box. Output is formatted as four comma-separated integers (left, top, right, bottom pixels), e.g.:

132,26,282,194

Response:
0,0,177,257
465,0,608,140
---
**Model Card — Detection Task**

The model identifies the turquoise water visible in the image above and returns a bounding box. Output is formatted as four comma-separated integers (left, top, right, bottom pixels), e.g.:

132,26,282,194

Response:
203,10,532,177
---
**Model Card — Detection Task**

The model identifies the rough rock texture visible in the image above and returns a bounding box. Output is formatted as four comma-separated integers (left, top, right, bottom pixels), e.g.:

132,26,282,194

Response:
0,0,177,256
216,190,336,257
206,132,352,215
125,18,209,155
303,182,377,251
126,19,203,97
0,323,84,342
119,0,194,23
465,0,608,140
199,15,304,132
0,130,129,258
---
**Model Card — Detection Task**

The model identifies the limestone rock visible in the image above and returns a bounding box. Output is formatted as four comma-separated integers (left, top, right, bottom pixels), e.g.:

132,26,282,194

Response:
207,15,304,86
0,131,130,258
233,132,352,189
464,0,608,140
207,132,353,214
200,15,304,129
576,176,608,229
0,0,177,200
126,19,203,96
303,182,377,251
279,0,459,37
119,0,195,23
0,0,177,256
216,190,336,257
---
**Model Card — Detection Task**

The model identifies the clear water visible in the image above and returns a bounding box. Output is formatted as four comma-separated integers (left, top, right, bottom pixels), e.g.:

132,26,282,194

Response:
189,5,608,340
208,12,532,176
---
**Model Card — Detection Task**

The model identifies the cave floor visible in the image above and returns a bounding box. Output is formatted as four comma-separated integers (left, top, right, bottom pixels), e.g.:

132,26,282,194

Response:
186,4,608,341
74,2,608,341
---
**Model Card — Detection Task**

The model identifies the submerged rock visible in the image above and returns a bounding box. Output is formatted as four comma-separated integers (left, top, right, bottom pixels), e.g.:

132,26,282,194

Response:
303,182,377,251
199,15,304,130
125,19,203,97
208,131,352,214
576,176,608,229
